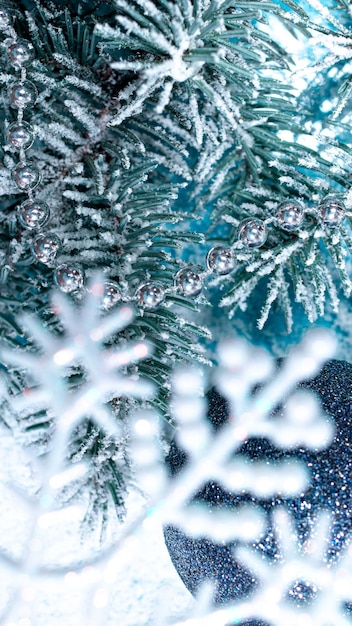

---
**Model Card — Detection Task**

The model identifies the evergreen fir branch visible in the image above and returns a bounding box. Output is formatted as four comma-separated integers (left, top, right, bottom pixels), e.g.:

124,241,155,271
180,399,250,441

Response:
278,273,294,333
257,267,285,330
218,227,350,325
2,0,352,534
204,89,352,326
97,0,306,139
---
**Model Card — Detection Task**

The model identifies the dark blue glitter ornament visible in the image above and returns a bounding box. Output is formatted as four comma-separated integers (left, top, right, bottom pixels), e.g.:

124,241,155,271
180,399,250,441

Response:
164,360,352,615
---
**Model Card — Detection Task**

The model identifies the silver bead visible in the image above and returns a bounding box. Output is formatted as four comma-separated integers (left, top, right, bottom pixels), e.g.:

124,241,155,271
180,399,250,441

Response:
18,200,49,229
277,200,304,231
12,161,40,190
206,245,234,275
318,197,346,226
0,9,11,30
7,39,34,67
175,267,202,297
238,218,267,248
32,233,60,264
101,281,121,310
7,121,34,149
136,282,164,308
55,264,84,293
9,80,38,109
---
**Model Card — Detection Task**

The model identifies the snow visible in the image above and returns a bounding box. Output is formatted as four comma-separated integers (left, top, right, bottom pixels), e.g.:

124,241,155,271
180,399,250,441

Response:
0,445,194,626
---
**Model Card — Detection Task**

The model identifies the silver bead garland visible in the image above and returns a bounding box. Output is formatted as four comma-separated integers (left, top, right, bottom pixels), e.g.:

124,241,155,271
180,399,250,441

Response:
9,80,38,108
136,282,165,309
2,19,63,281
277,200,304,231
7,39,35,67
238,217,268,248
7,121,34,148
175,267,202,297
55,264,84,293
206,245,234,275
12,161,40,190
31,233,61,264
318,197,346,226
100,281,122,310
18,200,50,229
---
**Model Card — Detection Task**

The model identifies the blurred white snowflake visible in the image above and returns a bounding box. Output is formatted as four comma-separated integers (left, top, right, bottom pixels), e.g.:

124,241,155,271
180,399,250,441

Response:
0,291,348,626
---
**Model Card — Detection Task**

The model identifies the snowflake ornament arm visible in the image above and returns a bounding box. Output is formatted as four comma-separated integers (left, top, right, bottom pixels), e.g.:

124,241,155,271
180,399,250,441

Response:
1,274,154,488
234,508,352,626
129,329,336,548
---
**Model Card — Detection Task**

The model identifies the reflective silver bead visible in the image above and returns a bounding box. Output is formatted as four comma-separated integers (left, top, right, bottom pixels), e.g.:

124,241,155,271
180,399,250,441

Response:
318,197,346,226
277,200,304,231
175,267,202,297
7,39,34,67
206,245,234,275
32,233,60,264
136,282,164,308
7,121,34,149
18,200,49,229
101,281,121,310
0,9,11,30
9,80,38,108
238,218,267,248
12,161,40,190
55,264,84,293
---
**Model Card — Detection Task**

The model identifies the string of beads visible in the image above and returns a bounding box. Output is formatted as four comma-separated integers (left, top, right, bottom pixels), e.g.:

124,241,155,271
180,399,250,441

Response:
1,10,82,292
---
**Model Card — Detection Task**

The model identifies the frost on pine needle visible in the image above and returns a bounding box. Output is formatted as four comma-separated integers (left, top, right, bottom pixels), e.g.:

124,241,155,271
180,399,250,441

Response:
96,0,296,138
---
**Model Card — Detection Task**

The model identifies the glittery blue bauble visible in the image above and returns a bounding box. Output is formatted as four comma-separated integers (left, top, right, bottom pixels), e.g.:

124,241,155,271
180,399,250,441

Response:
164,360,352,612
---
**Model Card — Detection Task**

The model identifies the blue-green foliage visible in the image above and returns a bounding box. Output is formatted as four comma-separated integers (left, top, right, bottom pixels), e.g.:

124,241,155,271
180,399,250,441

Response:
1,0,352,524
